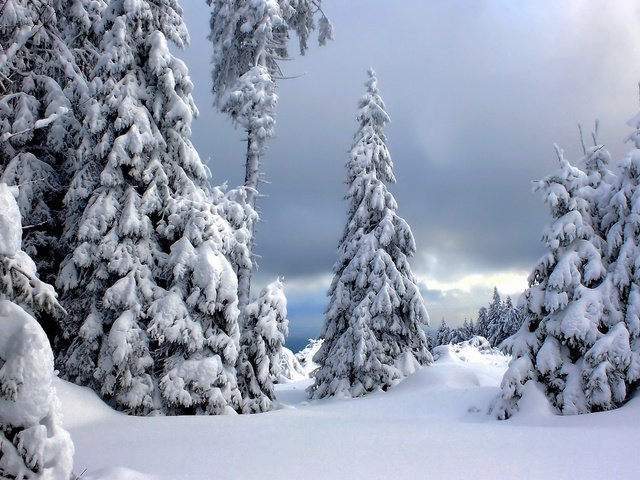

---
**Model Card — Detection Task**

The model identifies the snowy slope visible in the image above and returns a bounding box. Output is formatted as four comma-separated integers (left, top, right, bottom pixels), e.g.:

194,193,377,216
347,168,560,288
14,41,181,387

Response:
57,344,640,480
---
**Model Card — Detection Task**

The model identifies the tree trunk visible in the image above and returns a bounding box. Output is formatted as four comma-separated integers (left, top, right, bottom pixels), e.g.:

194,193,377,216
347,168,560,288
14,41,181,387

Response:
237,130,261,311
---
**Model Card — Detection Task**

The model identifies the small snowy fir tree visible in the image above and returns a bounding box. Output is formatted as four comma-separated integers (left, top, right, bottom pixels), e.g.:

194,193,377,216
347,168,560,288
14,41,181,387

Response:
309,70,432,399
492,146,620,419
56,0,243,415
488,296,520,349
474,306,490,339
434,318,451,346
459,318,476,341
207,0,332,308
494,296,525,352
236,279,288,413
0,183,74,479
485,287,504,346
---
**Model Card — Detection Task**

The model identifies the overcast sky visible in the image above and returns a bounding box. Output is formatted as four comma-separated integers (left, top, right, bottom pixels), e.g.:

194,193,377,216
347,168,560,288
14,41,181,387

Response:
178,1,640,345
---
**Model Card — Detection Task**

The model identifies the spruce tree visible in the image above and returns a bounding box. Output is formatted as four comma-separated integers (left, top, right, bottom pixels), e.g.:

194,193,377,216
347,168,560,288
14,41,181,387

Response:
309,70,432,399
56,0,243,415
236,279,288,413
460,318,475,341
492,146,617,418
0,1,96,306
207,0,332,308
475,306,489,339
485,287,504,346
435,318,450,346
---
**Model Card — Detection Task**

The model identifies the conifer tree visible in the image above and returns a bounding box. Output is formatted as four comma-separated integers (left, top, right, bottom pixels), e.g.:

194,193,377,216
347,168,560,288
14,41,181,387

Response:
309,70,432,399
460,318,475,341
475,306,489,339
207,0,332,308
435,318,450,346
56,0,243,415
0,1,92,288
236,279,288,413
485,287,504,346
492,146,618,418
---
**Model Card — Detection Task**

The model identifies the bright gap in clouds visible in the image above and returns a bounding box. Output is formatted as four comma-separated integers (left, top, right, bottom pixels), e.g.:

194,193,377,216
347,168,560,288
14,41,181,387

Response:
417,269,530,329
420,270,529,296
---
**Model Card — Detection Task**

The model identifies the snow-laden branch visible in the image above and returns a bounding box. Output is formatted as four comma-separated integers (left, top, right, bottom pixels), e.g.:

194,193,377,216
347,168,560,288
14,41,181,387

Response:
0,106,68,142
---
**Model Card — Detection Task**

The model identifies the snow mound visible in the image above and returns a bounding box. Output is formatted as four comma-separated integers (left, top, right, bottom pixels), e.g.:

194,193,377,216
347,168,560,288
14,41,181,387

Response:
433,336,508,367
83,467,158,480
0,300,73,479
0,183,21,256
509,380,556,421
55,378,122,428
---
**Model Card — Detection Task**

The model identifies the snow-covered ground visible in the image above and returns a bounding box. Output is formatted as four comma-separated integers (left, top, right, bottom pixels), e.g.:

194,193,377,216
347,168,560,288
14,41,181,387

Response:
57,342,639,480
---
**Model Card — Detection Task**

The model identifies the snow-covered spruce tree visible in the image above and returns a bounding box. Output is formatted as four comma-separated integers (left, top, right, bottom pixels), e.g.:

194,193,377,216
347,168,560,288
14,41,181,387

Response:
498,300,527,355
309,70,432,399
488,296,518,349
0,183,74,479
0,2,81,291
484,287,504,346
0,1,107,282
446,326,464,345
236,279,288,413
459,318,475,341
434,318,450,346
492,146,620,419
474,306,489,339
594,113,640,412
56,0,243,415
207,0,332,308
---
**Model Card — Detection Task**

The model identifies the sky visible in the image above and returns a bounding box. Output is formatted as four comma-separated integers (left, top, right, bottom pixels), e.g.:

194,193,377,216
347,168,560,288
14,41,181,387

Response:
178,1,640,346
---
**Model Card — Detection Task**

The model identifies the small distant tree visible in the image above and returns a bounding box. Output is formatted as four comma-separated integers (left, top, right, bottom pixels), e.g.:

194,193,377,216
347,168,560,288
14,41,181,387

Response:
459,318,476,341
309,70,432,399
489,296,521,349
236,279,288,413
475,306,489,339
435,318,450,346
485,287,504,346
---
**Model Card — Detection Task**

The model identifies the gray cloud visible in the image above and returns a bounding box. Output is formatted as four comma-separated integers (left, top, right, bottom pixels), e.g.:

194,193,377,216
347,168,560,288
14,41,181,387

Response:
178,1,640,340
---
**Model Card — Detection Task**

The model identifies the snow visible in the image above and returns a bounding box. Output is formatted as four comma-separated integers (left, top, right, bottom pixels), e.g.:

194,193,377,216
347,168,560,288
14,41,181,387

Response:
58,342,640,480
0,300,74,479
0,183,22,256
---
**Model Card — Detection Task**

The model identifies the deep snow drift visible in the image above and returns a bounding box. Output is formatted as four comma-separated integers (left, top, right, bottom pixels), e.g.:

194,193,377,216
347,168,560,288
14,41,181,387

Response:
57,341,639,480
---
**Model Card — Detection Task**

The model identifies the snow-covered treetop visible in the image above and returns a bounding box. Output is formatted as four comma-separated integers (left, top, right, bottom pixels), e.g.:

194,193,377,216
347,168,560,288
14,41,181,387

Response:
534,146,593,251
347,69,394,185
208,0,332,109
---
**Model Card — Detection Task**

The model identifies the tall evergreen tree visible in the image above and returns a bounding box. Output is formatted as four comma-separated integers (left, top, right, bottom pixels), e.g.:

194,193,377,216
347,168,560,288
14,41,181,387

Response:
309,70,432,399
207,0,332,308
492,146,620,418
56,0,243,415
